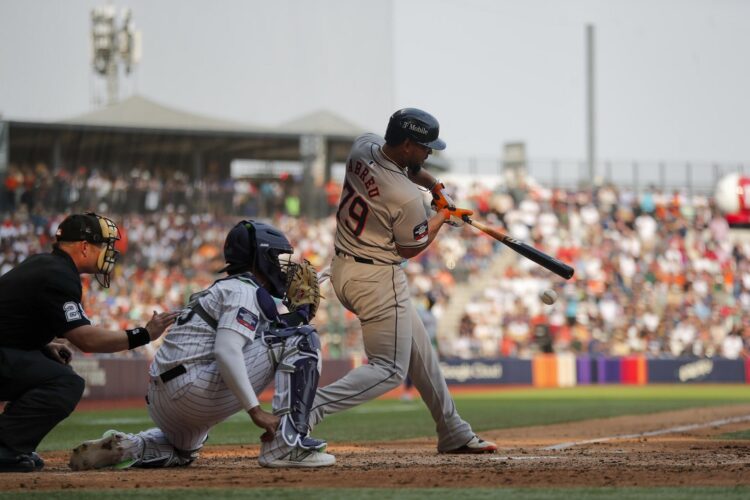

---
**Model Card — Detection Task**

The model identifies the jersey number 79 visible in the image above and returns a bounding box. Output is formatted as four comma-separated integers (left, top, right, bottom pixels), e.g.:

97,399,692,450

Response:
337,180,369,237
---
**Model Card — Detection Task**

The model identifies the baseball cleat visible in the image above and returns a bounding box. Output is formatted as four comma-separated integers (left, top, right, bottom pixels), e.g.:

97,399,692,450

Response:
69,430,138,471
260,448,336,468
29,452,44,471
299,436,327,453
442,435,498,454
0,446,36,473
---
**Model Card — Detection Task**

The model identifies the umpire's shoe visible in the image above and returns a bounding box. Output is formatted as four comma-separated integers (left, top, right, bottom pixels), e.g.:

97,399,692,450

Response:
30,452,45,471
441,435,498,454
0,446,37,473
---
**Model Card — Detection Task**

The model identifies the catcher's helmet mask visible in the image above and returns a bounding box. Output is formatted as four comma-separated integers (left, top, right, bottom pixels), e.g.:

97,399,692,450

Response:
384,107,446,151
56,212,120,288
220,220,293,299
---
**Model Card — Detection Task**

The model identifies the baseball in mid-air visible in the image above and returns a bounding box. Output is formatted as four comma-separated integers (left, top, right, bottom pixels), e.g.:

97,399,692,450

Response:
540,289,557,305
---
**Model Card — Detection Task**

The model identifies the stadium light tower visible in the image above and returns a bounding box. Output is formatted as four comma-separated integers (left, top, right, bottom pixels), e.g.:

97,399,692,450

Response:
585,24,597,184
90,5,141,106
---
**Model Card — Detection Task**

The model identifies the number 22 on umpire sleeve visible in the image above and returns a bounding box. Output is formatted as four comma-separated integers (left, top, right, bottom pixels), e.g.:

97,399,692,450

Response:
337,180,369,237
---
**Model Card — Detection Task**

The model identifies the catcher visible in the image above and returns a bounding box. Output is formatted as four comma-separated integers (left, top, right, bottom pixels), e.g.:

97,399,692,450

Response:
69,220,333,469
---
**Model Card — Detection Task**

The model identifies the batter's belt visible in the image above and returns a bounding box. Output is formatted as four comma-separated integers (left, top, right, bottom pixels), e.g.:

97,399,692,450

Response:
335,247,398,266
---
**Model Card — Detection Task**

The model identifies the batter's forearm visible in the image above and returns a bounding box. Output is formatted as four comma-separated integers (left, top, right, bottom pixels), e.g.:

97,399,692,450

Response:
408,168,438,190
396,211,446,259
426,209,447,245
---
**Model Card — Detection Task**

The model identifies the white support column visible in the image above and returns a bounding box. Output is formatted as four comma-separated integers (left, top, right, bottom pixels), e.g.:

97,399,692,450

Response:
300,135,328,218
0,121,7,174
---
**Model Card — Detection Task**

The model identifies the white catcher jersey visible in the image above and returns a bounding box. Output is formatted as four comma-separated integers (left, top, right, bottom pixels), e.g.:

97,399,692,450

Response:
334,133,430,264
150,274,268,381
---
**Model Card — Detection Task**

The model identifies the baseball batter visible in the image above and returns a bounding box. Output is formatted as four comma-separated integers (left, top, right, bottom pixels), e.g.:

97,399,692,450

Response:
70,220,334,469
310,108,497,453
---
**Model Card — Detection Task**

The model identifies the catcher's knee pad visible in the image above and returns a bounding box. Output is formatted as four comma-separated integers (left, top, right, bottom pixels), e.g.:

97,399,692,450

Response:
294,325,321,354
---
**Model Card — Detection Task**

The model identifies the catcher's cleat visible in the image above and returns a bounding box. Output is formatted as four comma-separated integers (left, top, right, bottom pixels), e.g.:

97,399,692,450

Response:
260,448,336,468
300,436,327,453
442,435,498,454
69,430,138,471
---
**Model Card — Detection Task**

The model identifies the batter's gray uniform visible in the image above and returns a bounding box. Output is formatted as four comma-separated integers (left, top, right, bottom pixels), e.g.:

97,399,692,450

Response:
103,274,319,466
309,133,474,452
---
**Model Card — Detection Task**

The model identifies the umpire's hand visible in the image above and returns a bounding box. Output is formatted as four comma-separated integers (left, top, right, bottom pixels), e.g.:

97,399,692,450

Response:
145,310,181,341
44,341,73,365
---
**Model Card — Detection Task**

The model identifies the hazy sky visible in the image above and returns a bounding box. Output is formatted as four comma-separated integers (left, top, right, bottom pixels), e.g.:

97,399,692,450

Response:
1,0,748,167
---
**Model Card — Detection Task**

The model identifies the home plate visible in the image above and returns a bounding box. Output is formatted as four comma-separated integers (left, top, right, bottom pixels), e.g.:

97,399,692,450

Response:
491,456,563,461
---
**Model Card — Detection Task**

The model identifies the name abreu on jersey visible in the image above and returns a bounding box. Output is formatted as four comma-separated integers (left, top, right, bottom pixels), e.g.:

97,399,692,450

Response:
347,159,380,198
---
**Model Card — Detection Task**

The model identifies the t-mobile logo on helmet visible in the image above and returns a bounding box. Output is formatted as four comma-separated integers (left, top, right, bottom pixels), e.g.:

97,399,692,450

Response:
403,123,428,135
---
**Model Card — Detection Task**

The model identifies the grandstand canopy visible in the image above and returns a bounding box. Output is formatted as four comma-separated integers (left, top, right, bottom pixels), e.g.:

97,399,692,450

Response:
2,95,449,216
5,95,364,174
60,95,259,132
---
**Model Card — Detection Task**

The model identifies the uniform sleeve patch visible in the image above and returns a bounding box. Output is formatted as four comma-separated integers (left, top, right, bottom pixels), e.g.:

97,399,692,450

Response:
413,221,428,242
63,302,82,322
236,307,258,331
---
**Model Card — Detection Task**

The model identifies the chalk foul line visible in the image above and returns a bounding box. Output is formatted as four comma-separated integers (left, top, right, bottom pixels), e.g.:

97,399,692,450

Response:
541,414,750,451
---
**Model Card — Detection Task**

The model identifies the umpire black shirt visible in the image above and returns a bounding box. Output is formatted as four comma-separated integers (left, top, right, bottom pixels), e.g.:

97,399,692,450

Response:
0,247,91,350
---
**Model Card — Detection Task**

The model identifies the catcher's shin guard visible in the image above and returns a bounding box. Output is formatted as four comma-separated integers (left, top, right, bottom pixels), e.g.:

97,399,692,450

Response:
274,328,322,449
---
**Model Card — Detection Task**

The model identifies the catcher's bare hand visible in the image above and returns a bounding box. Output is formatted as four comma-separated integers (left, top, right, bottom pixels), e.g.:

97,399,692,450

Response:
44,341,72,365
248,406,281,440
145,310,181,341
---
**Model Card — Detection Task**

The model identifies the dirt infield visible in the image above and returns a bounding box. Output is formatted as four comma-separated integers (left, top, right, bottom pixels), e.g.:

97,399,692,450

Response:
3,404,750,491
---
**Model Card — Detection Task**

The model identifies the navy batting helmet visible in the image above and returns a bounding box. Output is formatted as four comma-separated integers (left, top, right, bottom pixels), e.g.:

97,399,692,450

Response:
384,108,446,150
219,220,293,298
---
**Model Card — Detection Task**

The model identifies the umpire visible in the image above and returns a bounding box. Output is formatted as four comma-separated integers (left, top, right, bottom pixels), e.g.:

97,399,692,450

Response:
0,212,178,472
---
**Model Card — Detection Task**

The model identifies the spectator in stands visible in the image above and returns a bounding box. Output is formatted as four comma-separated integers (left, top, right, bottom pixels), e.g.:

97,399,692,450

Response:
1,162,749,362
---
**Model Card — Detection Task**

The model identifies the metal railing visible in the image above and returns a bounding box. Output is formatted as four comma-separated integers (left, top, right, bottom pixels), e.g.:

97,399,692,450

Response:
448,157,747,195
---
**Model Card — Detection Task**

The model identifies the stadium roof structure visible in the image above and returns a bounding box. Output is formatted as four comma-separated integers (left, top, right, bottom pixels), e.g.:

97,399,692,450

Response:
2,95,448,216
60,95,263,132
58,95,370,139
276,109,367,137
4,94,367,167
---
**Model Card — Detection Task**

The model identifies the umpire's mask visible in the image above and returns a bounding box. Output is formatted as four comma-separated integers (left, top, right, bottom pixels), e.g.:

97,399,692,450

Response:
56,212,121,288
94,214,120,288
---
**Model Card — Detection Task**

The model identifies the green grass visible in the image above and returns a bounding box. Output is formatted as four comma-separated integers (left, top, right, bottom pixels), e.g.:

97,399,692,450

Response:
14,386,750,498
39,385,750,451
718,429,750,440
2,487,750,500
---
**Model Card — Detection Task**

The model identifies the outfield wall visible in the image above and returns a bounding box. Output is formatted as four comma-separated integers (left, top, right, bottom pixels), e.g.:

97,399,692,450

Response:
439,356,749,386
71,357,354,400
70,355,750,400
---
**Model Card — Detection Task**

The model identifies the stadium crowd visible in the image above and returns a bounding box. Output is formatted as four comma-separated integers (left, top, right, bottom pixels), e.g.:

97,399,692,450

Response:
0,163,748,361
445,178,750,361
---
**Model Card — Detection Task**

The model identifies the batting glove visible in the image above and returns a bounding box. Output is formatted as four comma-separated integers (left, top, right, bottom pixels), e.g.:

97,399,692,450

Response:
431,180,456,211
441,207,473,227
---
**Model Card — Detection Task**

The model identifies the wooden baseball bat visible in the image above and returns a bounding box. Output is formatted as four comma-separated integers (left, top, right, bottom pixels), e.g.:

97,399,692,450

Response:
462,216,575,280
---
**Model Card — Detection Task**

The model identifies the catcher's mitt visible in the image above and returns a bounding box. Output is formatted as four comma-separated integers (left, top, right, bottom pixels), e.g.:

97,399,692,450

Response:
283,259,321,320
